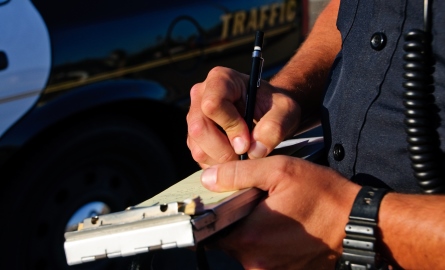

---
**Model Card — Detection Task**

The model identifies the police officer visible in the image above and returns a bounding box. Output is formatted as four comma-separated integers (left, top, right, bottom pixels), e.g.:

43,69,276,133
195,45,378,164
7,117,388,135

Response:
186,0,445,268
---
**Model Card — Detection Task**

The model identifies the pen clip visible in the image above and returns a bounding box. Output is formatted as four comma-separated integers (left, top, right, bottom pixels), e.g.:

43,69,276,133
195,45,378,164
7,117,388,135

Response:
257,57,264,87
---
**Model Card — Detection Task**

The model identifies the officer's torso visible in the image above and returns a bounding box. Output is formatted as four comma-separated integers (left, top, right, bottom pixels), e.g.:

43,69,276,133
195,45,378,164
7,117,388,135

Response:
322,0,445,193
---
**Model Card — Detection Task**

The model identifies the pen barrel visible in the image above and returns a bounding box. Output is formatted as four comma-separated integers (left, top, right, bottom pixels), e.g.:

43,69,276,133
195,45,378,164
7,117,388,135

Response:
244,55,263,132
240,30,264,161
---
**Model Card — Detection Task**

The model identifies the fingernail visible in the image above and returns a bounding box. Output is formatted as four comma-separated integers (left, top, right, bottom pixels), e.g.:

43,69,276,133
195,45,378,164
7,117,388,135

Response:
232,137,247,154
201,166,217,188
249,141,267,158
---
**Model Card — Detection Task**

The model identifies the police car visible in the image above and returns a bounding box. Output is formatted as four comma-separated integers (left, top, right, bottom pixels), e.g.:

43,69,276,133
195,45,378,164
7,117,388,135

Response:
0,0,306,269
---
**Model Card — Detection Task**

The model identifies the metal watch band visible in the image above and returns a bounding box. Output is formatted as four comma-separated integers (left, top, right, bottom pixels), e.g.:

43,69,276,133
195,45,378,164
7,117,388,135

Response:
337,186,389,270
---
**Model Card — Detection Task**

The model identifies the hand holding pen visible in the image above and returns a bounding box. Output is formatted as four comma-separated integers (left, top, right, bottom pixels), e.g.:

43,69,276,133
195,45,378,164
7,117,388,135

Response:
240,31,264,160
187,30,300,166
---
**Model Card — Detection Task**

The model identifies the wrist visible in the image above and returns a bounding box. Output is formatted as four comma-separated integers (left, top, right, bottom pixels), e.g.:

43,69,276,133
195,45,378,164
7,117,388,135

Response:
319,178,360,259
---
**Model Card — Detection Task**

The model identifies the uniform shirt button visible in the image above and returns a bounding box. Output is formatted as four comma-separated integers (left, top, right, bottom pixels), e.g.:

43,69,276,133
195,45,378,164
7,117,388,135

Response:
333,143,345,161
370,32,387,51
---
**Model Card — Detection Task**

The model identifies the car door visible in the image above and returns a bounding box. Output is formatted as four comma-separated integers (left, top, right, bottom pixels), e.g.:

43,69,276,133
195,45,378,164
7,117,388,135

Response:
0,0,51,138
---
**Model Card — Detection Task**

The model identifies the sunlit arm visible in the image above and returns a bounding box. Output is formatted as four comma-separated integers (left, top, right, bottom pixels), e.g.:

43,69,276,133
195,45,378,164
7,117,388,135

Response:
270,0,341,132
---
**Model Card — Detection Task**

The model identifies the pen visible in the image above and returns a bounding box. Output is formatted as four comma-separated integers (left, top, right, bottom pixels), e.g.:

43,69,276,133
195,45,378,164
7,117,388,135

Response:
240,30,264,160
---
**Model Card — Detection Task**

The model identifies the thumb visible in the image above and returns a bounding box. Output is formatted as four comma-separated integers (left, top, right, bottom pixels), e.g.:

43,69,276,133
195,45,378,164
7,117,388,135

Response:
200,157,280,192
248,91,301,159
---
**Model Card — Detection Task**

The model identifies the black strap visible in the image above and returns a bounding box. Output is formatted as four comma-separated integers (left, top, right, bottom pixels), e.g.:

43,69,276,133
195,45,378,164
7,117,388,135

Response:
337,186,389,270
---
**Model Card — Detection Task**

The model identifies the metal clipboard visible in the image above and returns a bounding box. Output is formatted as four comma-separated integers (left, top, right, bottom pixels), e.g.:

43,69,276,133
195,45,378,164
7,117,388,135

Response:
64,184,263,265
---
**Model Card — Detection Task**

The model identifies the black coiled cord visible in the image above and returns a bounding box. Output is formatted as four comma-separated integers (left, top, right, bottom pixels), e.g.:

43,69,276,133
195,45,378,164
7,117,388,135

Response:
402,29,444,194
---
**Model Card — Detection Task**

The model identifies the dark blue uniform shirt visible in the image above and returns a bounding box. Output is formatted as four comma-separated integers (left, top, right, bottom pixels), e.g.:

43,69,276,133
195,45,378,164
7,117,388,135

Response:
322,0,445,193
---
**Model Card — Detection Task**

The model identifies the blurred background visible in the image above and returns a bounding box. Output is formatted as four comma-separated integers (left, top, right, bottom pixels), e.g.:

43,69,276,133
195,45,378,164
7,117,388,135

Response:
0,0,328,269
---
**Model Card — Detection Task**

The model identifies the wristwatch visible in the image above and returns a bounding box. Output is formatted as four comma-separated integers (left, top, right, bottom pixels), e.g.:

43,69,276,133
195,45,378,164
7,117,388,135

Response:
336,186,389,270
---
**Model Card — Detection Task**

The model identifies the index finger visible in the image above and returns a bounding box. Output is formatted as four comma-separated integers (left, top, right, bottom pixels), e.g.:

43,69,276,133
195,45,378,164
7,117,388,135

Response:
201,67,251,155
187,82,239,164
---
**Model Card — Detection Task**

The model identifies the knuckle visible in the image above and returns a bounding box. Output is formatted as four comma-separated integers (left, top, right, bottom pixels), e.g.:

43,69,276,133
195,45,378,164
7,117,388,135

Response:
187,120,205,139
201,95,221,118
189,83,202,100
185,110,199,127
190,147,208,164
186,134,191,147
207,66,227,78
187,137,209,164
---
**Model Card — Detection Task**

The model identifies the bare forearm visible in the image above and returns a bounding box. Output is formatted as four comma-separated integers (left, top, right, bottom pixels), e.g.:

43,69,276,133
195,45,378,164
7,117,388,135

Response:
270,0,341,122
378,193,445,268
